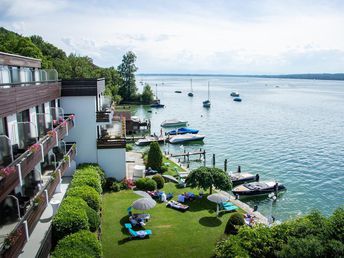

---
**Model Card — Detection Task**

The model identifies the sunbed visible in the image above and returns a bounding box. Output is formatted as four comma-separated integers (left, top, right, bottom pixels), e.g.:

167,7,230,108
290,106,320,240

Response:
124,223,152,239
166,200,189,211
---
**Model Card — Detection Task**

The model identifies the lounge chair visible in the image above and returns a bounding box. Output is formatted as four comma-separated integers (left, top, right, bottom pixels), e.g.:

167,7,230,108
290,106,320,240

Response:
166,200,189,211
220,202,239,212
124,223,152,239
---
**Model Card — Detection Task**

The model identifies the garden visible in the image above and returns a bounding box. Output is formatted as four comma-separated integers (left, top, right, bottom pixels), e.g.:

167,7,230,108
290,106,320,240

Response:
101,182,238,258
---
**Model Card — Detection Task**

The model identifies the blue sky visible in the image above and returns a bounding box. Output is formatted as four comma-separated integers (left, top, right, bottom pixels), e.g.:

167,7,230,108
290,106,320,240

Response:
1,0,344,74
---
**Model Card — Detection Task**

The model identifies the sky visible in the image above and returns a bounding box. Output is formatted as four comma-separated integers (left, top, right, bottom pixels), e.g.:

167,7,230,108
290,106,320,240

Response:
1,0,344,74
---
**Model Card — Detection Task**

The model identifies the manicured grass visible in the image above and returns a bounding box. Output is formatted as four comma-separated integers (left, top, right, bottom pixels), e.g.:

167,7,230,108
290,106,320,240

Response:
162,156,186,176
101,183,241,258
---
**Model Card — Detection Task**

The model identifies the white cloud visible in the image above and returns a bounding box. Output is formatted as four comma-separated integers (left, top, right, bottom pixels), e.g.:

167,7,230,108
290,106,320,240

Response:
1,0,344,73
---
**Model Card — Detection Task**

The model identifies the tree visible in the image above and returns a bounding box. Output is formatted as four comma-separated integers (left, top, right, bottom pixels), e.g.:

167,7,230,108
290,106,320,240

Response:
141,83,154,104
117,51,138,101
147,142,163,171
185,167,232,194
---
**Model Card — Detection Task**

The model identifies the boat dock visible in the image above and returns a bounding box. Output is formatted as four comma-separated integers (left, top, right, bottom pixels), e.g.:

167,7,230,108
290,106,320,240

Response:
167,149,206,165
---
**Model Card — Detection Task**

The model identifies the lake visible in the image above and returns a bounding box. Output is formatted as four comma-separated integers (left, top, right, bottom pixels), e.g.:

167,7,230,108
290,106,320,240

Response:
133,75,344,221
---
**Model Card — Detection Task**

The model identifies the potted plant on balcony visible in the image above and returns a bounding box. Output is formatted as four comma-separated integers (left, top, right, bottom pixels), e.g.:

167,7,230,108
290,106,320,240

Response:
0,166,16,182
47,130,56,137
33,197,42,209
3,228,23,250
28,143,40,154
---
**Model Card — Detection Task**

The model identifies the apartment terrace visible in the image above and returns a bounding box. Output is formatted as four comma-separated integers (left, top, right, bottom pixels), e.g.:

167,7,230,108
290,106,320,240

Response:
0,144,76,258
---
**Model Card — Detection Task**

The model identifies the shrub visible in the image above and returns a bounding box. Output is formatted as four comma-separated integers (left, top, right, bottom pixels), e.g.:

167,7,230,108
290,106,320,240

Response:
70,176,102,194
147,141,163,170
109,182,120,192
104,177,117,192
152,174,165,189
85,206,100,232
135,178,157,191
224,213,245,235
126,143,133,151
52,197,89,242
68,185,101,211
52,230,102,258
160,165,168,173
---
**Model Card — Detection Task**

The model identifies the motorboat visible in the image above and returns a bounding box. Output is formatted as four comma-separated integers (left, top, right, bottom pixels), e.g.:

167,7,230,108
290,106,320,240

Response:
161,119,188,127
188,79,194,97
135,136,165,146
168,133,205,144
203,82,211,108
232,181,286,196
230,91,240,97
166,127,199,135
229,172,259,186
175,90,182,93
233,97,242,102
150,99,164,108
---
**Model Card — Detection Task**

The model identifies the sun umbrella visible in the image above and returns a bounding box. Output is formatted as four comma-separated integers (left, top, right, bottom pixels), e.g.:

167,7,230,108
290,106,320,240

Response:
132,198,157,211
133,190,152,198
207,193,230,216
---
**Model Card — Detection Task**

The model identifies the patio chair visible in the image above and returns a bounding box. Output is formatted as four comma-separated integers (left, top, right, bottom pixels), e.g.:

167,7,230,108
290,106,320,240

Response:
124,223,152,239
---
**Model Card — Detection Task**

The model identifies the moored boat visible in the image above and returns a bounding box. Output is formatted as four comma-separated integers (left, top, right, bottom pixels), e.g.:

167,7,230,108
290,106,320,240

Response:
232,181,286,196
230,91,240,97
203,82,211,107
135,136,165,146
233,97,242,102
230,172,259,186
150,99,164,108
161,119,188,127
168,133,205,144
167,127,199,135
188,79,194,97
175,90,182,93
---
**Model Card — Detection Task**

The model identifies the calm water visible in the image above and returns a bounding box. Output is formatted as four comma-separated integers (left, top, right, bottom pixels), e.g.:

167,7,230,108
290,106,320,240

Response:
133,75,344,221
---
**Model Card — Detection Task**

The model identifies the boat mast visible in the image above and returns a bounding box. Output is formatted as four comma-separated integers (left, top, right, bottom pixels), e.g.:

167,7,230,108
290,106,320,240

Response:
155,83,158,99
208,81,210,100
191,79,193,92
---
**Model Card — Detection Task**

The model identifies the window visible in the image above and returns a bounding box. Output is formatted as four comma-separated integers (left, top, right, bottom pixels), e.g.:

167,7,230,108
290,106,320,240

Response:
36,105,46,138
9,66,20,83
17,110,34,149
0,117,11,167
50,100,56,121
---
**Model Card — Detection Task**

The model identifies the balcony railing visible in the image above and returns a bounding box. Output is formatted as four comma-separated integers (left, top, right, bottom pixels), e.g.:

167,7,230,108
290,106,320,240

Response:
96,111,112,123
0,145,76,258
97,138,126,149
0,80,60,89
0,115,75,203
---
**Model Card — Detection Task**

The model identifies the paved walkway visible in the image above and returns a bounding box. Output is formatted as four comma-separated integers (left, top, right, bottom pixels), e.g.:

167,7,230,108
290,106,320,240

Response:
126,151,144,179
218,190,269,225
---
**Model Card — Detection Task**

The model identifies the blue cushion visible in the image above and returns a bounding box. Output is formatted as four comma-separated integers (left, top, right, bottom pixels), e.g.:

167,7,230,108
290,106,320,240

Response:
145,229,152,235
124,223,132,229
129,228,138,237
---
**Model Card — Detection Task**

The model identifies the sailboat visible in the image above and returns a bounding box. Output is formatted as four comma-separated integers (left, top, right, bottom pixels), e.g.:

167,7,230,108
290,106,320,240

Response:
188,79,194,97
150,84,165,108
202,82,211,108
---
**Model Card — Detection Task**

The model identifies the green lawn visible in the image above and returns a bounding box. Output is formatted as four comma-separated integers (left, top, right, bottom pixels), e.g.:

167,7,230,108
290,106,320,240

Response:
162,156,186,176
101,183,241,258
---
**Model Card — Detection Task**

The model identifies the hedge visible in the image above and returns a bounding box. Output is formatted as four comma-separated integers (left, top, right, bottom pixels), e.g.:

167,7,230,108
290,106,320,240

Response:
68,185,101,211
52,230,102,258
135,178,157,191
70,175,102,194
224,213,245,235
52,197,89,241
85,206,100,232
147,141,163,170
152,174,165,189
77,163,106,188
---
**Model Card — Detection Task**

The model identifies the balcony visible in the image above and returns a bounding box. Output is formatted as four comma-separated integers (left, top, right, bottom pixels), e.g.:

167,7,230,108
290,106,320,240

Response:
0,115,75,203
0,80,61,118
96,111,112,123
97,137,126,149
0,145,77,258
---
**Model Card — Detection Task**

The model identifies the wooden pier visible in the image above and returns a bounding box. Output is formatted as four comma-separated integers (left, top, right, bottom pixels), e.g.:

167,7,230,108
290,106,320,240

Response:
168,149,206,166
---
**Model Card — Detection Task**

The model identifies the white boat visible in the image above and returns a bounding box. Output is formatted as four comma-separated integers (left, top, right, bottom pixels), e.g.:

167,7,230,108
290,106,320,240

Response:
203,82,211,107
230,91,240,97
135,136,165,146
161,119,188,127
168,133,205,144
232,181,286,196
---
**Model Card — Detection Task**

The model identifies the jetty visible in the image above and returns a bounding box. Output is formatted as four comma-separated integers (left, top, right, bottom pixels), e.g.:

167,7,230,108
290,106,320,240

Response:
167,149,206,165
